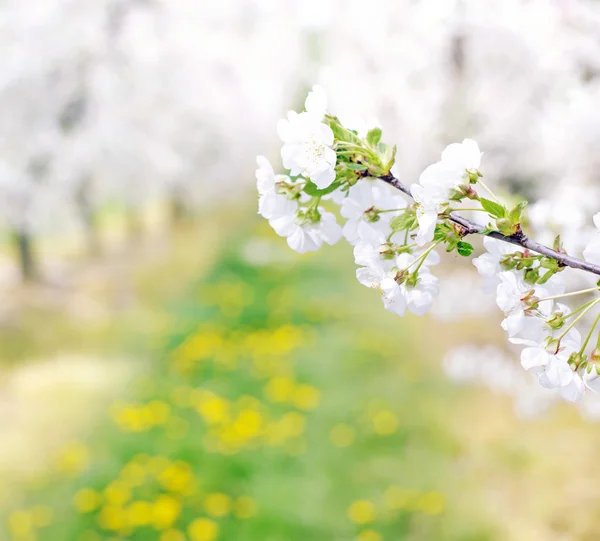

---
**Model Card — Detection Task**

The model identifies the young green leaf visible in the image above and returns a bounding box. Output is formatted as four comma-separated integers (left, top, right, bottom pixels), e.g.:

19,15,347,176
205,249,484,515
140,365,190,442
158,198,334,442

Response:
508,200,528,225
456,241,474,257
479,198,507,218
303,179,342,197
366,127,382,147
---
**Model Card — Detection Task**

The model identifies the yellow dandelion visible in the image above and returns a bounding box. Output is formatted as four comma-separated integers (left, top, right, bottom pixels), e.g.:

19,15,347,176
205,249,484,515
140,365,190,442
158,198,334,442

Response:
148,456,171,476
196,396,230,425
159,462,194,494
160,529,186,541
8,510,32,536
204,493,231,517
329,424,356,448
371,410,399,435
264,376,295,403
188,517,219,541
418,491,445,515
279,412,305,437
127,500,153,527
347,500,376,525
104,481,131,506
120,462,146,487
292,384,321,411
152,495,182,530
74,489,102,513
57,442,90,475
232,409,262,439
233,496,257,519
356,530,383,541
148,401,171,425
97,505,127,531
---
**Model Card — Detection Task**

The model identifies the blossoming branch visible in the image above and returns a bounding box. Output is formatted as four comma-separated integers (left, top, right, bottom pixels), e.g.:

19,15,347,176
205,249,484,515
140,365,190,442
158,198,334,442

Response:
256,85,600,404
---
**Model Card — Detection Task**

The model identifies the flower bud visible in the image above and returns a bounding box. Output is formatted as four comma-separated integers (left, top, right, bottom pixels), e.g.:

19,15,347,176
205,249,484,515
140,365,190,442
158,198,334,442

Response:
543,337,560,355
379,243,396,260
582,349,600,393
545,312,565,331
568,352,585,371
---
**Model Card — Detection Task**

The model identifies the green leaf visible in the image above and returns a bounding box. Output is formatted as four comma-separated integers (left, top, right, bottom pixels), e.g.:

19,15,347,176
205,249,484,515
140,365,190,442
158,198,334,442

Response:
366,127,382,146
508,200,528,225
389,212,415,232
456,241,474,257
303,179,342,197
346,163,368,171
479,198,507,218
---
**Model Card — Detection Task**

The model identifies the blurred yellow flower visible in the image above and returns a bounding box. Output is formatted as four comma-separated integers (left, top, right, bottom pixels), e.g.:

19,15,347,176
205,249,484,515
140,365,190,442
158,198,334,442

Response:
159,461,194,494
280,412,305,437
232,409,263,439
74,488,102,513
356,529,383,541
188,517,219,541
371,410,399,435
233,496,257,519
292,384,321,411
148,456,171,476
196,394,230,425
161,529,186,541
127,500,153,527
97,505,127,531
120,461,146,487
57,442,90,475
418,491,445,515
329,423,356,448
347,500,377,525
152,495,182,529
204,493,232,517
148,400,171,425
264,376,295,403
8,510,32,536
104,480,131,506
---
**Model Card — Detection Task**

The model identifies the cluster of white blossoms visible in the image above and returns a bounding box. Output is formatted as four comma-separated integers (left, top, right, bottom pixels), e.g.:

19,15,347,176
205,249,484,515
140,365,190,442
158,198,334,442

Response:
257,86,600,403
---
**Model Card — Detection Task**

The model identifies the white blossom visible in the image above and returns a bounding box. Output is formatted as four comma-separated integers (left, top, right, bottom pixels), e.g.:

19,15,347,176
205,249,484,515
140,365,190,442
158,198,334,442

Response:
473,237,521,290
583,212,600,265
255,156,297,220
340,182,405,245
357,252,439,317
270,207,342,254
277,85,337,189
521,336,583,402
410,183,444,246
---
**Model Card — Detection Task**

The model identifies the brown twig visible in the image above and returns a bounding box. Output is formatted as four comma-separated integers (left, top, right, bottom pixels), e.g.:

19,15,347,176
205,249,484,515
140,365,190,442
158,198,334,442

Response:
376,173,600,278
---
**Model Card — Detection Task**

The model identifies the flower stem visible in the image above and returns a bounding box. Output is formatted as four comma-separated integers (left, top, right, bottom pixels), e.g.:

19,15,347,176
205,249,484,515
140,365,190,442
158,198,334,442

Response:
557,298,600,343
561,299,598,321
408,241,442,274
580,312,600,355
448,207,487,212
477,179,501,204
537,286,600,303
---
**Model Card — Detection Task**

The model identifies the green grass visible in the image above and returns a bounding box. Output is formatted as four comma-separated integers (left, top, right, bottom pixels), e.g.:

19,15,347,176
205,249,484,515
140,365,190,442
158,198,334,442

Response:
1,216,498,541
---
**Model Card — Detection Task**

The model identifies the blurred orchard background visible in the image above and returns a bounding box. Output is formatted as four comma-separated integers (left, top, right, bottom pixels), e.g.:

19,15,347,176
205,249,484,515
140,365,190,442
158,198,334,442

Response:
3,0,600,540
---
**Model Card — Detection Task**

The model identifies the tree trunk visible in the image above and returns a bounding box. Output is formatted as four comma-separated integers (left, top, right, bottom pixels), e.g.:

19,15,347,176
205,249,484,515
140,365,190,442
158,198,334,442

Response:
14,230,37,282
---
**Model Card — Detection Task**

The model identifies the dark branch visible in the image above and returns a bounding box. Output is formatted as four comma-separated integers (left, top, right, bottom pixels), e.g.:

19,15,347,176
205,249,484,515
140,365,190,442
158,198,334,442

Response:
377,173,600,278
